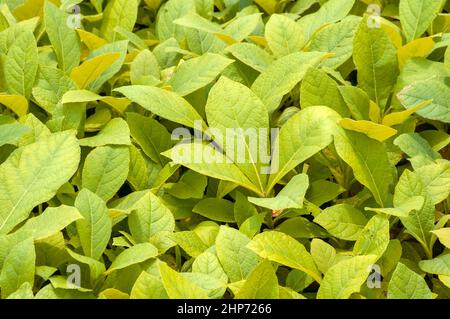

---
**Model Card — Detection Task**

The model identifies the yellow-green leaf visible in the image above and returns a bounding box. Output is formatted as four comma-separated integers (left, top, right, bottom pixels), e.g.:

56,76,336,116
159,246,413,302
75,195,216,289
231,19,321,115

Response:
70,53,121,89
382,99,432,126
0,95,28,117
339,118,397,142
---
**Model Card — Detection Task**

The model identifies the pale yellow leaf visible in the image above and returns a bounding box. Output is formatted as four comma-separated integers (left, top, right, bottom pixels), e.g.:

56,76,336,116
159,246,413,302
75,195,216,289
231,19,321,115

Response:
382,99,432,127
0,95,28,117
70,53,121,89
339,118,397,142
76,29,108,51
398,37,435,68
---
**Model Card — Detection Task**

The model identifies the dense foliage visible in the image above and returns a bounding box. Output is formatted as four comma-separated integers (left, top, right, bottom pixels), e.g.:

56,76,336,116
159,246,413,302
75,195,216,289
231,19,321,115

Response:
0,0,449,299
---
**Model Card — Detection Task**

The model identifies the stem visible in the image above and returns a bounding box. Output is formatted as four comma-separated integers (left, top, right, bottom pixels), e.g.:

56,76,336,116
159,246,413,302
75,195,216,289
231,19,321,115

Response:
422,242,433,260
175,246,182,271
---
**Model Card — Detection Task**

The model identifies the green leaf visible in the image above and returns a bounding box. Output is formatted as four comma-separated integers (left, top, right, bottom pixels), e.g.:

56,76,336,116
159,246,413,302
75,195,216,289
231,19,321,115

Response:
115,85,206,130
168,53,233,96
235,260,279,299
159,262,209,299
0,237,35,298
413,161,450,205
419,253,450,276
365,195,425,218
387,262,432,299
79,118,131,147
300,68,350,117
239,213,266,238
253,0,277,14
173,231,209,257
18,205,83,241
215,226,260,283
165,170,207,199
4,30,38,98
162,141,261,196
131,271,168,299
394,133,440,162
173,11,222,34
315,204,368,241
394,169,436,250
127,145,162,191
66,249,106,283
397,79,450,123
249,173,309,210
75,189,112,260
130,49,161,85
192,251,228,283
311,239,337,274
306,180,346,206
298,0,355,40
226,42,274,73
224,13,262,42
353,215,390,258
193,198,235,223
265,14,304,57
251,52,330,114
114,26,147,51
181,272,226,298
285,269,314,293
100,0,139,42
338,86,370,121
61,90,104,104
127,192,175,244
32,66,76,114
0,131,80,235
34,284,95,299
276,217,328,239
378,240,403,277
0,123,30,147
234,191,258,227
309,16,361,69
316,255,377,299
44,1,80,74
105,243,159,275
156,0,196,42
16,114,51,147
81,146,130,201
353,17,398,108
267,106,341,192
6,282,34,299
399,0,443,42
334,129,395,207
0,0,448,301
247,231,321,283
205,76,269,191
127,112,172,166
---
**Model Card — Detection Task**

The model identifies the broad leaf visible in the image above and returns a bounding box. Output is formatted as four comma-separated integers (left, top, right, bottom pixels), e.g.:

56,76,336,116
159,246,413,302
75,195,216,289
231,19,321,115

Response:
316,255,377,299
247,231,321,282
0,131,80,235
75,189,112,260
